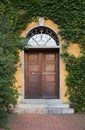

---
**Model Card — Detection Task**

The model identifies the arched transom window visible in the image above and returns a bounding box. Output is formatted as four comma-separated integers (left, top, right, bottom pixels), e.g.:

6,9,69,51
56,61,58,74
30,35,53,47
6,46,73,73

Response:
26,26,59,48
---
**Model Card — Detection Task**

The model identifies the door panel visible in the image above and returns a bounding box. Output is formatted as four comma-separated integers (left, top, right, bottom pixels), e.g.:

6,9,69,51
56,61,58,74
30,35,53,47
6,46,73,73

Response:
24,50,59,99
45,75,55,82
45,54,56,61
28,54,39,62
24,51,41,98
42,51,59,98
45,64,56,71
28,64,39,72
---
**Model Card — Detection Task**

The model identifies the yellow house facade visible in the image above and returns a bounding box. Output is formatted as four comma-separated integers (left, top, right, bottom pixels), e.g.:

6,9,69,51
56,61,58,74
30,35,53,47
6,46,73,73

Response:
15,18,80,103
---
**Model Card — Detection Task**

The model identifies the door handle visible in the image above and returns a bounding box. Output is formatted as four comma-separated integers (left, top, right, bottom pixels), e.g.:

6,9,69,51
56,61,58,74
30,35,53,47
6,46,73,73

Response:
31,72,35,75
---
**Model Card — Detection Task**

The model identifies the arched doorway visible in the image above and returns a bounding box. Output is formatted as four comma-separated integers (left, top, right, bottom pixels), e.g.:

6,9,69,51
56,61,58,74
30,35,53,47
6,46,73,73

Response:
24,26,60,99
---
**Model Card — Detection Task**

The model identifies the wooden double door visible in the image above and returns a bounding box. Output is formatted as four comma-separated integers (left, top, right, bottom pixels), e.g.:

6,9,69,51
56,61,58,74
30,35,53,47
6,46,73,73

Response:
24,49,59,99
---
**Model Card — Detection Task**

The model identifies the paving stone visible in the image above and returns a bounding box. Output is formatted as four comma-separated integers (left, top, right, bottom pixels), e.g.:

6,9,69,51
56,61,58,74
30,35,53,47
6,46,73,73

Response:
1,114,85,130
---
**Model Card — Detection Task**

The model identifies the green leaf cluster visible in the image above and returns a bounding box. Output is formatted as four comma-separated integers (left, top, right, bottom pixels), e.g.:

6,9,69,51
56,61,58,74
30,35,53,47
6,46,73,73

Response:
65,55,85,112
1,0,85,46
0,15,26,128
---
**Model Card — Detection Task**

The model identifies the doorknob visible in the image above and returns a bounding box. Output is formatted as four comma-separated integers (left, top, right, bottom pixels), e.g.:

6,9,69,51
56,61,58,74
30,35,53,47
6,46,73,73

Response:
31,72,35,75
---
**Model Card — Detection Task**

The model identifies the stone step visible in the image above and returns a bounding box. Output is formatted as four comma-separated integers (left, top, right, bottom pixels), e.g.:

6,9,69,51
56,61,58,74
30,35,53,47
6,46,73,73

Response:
22,99,62,104
10,108,74,114
9,99,74,114
15,103,69,109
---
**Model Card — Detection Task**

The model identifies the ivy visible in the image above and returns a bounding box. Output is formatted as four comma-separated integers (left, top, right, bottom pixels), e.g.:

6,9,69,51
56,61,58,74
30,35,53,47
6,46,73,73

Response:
0,14,26,128
0,0,85,127
65,55,85,112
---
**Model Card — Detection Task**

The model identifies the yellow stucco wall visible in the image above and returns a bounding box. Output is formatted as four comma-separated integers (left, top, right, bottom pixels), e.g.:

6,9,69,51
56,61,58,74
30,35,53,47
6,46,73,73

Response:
68,43,80,57
15,18,80,102
15,51,22,94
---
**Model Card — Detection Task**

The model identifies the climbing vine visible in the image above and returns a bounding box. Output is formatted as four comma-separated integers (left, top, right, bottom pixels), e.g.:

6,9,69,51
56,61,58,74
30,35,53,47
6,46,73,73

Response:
62,43,85,112
0,0,85,127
